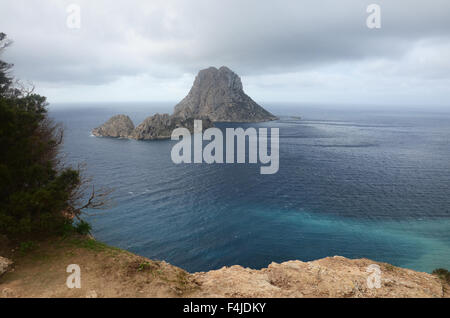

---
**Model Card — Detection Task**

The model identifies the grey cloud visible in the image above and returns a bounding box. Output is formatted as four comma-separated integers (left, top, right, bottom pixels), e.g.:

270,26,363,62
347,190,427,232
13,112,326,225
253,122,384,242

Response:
0,0,449,86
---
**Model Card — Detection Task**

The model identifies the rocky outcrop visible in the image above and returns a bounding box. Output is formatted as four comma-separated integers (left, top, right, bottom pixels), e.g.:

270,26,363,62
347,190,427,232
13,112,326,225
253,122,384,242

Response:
0,234,447,298
174,66,278,122
131,114,213,140
92,115,134,138
92,67,278,140
191,256,446,298
0,256,13,277
1,240,446,298
92,113,212,140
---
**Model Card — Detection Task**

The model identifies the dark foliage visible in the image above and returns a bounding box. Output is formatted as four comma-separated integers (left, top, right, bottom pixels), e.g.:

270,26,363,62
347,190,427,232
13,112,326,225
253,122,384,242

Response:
0,33,109,238
432,268,450,284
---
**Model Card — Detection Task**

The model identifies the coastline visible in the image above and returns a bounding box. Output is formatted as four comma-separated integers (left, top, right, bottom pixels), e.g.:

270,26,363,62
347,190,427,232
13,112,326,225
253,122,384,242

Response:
1,235,448,298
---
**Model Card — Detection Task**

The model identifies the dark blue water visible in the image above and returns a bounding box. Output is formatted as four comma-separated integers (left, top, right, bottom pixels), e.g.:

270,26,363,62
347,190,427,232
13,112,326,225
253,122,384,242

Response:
50,103,450,273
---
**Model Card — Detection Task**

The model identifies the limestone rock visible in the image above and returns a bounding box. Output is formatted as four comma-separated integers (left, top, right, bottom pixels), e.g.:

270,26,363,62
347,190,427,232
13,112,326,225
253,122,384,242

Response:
1,288,16,298
0,256,13,276
191,257,445,298
86,290,98,298
173,66,278,122
92,67,278,140
130,114,213,140
92,114,134,138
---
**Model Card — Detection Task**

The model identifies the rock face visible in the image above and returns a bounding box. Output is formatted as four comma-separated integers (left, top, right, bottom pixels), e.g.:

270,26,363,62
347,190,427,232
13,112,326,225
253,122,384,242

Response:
92,66,277,140
131,114,213,140
174,66,278,122
0,256,13,277
92,115,134,138
0,235,447,298
191,256,446,298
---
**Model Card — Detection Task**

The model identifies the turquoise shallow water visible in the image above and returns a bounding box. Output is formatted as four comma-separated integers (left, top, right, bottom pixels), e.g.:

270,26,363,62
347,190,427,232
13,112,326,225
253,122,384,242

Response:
247,207,450,273
50,103,450,273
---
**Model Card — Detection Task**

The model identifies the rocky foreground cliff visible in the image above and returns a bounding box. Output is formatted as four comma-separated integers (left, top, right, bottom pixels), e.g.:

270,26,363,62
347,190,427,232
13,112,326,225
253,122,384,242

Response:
92,66,276,140
0,236,448,298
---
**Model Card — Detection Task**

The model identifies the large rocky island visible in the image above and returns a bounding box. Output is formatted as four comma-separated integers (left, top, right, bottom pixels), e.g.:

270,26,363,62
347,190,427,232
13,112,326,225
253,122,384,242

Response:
130,114,212,141
173,66,278,122
92,66,277,140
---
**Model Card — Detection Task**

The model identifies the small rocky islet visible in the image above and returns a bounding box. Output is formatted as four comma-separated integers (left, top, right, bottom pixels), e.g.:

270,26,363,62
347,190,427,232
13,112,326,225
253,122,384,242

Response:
92,66,278,140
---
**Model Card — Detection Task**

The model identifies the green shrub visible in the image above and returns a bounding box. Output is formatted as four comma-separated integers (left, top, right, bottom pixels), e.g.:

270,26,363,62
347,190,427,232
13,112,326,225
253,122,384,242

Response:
0,33,106,239
0,95,81,236
432,268,450,284
75,220,92,235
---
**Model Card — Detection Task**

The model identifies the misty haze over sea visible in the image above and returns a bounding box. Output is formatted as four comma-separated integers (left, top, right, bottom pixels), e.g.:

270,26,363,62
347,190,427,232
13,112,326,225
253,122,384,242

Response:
50,103,450,273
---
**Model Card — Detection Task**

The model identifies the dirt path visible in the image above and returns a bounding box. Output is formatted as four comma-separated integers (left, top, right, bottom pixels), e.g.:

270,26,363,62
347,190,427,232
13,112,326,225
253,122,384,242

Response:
0,236,199,298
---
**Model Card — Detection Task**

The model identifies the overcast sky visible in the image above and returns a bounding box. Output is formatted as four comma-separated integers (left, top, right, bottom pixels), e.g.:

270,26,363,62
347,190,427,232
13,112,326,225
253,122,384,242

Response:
0,0,449,107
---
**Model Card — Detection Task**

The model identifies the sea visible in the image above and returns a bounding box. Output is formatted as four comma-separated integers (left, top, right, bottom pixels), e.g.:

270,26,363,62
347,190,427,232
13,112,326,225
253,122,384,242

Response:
49,102,450,273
